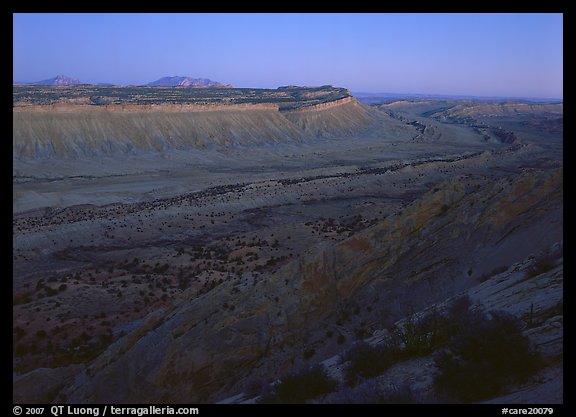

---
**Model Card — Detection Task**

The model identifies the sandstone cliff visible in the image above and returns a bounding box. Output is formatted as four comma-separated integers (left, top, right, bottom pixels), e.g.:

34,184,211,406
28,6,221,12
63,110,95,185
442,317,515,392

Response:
13,98,374,159
13,85,375,159
282,97,373,137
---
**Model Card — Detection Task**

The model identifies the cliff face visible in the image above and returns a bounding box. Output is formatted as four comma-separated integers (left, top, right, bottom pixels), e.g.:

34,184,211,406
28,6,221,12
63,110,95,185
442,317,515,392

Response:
282,97,374,137
13,97,373,159
13,106,301,159
59,167,562,403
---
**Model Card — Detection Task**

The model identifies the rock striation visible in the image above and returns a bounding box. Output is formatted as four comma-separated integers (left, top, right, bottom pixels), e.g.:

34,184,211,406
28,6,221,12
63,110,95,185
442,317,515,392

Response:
13,86,374,159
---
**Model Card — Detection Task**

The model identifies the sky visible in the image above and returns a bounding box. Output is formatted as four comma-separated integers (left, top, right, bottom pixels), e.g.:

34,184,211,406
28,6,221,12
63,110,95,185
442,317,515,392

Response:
13,13,563,99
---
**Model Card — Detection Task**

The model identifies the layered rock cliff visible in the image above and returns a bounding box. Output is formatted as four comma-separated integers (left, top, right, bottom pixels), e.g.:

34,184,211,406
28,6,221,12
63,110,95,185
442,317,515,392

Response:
13,105,305,158
282,97,373,137
13,86,375,159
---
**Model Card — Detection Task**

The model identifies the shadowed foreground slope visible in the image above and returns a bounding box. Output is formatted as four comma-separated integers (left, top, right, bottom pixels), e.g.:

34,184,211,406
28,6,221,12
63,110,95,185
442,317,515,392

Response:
50,167,561,403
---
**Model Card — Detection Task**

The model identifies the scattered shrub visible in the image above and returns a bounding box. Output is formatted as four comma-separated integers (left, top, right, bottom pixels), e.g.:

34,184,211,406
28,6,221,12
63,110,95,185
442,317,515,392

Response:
447,294,472,319
392,314,436,357
392,295,483,359
324,378,382,403
490,265,508,276
45,287,58,297
434,310,543,402
258,364,338,404
325,379,418,404
343,341,401,386
526,252,558,278
244,377,267,399
153,263,170,274
303,348,315,360
382,382,418,404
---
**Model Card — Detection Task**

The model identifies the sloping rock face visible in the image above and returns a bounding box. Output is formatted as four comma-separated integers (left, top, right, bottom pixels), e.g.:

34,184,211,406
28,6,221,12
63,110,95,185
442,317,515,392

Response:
13,90,375,159
282,97,374,137
59,167,562,403
13,105,306,159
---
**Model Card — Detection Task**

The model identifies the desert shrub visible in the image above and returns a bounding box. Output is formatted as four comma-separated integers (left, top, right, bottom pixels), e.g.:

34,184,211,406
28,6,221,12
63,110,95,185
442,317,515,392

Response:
490,265,509,276
478,265,510,283
392,314,437,357
341,296,480,388
153,263,169,274
434,310,542,402
392,295,483,359
303,348,315,360
343,341,402,386
243,376,267,398
324,378,382,403
381,382,418,404
526,252,558,278
14,343,29,356
325,379,418,404
45,287,58,297
446,294,472,318
478,272,491,283
258,364,338,404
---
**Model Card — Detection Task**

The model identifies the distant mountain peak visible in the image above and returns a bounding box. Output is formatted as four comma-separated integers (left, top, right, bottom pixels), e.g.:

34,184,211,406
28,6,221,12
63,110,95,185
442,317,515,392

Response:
31,75,83,86
146,76,230,87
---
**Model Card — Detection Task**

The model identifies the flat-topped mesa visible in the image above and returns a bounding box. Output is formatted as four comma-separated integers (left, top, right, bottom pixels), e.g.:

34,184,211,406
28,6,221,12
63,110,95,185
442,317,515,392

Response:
13,85,374,159
12,84,353,108
12,102,283,113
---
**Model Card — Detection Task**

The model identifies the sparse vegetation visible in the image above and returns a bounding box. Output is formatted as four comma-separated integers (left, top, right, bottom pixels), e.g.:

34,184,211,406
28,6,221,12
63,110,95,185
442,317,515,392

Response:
391,295,476,358
324,379,417,404
258,364,338,404
13,84,351,109
243,377,267,399
433,310,543,402
343,341,402,386
303,348,315,360
526,251,560,278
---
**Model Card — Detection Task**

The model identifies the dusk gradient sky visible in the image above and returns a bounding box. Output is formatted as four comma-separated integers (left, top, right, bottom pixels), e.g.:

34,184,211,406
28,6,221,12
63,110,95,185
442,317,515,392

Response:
13,13,563,99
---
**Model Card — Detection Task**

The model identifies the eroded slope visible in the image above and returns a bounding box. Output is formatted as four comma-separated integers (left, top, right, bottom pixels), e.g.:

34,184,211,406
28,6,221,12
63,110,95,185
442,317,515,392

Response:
53,167,561,403
13,86,374,159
